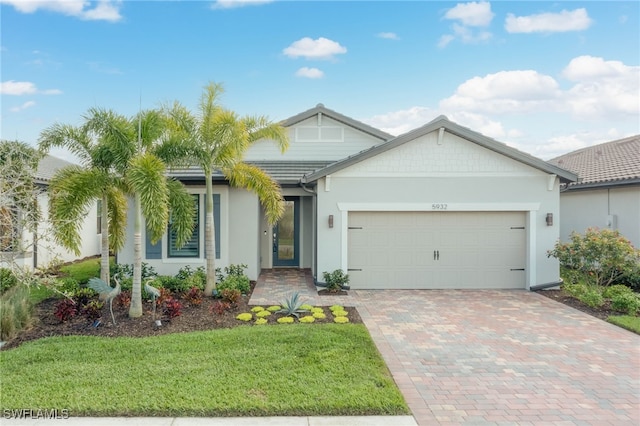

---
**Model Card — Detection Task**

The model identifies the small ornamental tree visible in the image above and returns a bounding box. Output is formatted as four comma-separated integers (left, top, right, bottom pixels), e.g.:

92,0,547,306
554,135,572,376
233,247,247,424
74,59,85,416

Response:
548,228,640,287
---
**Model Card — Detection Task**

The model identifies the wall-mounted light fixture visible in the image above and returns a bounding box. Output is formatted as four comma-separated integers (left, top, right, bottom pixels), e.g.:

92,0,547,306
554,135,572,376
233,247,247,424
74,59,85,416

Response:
328,215,334,228
546,213,553,226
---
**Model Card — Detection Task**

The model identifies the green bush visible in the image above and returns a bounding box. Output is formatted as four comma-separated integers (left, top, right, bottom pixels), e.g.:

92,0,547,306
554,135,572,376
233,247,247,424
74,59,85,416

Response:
548,228,640,287
0,268,18,294
217,275,250,295
1,285,33,341
603,284,634,299
610,293,640,315
577,287,604,309
57,277,80,295
322,269,349,292
156,275,190,294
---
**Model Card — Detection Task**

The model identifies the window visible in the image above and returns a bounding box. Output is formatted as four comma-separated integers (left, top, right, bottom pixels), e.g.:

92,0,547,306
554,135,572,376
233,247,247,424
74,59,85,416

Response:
168,194,199,258
96,199,102,234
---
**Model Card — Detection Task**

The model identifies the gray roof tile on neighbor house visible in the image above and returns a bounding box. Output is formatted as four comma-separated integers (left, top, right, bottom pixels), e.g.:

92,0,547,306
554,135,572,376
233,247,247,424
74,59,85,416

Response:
35,155,77,183
168,161,335,185
548,135,640,189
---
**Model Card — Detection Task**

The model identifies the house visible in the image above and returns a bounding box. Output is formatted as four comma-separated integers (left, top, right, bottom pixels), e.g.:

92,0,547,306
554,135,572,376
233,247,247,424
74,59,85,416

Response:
119,104,577,290
549,135,640,248
0,155,101,270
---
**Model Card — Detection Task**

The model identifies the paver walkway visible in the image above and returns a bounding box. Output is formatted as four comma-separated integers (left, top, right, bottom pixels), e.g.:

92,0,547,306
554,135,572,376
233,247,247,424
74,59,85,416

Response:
251,269,640,425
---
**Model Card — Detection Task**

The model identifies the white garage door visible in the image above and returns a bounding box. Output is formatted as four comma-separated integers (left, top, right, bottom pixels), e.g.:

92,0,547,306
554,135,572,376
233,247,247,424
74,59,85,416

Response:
347,211,526,289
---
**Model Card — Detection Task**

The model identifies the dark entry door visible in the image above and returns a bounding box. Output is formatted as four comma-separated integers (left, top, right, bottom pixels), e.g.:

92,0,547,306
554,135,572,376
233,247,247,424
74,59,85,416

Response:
273,197,299,267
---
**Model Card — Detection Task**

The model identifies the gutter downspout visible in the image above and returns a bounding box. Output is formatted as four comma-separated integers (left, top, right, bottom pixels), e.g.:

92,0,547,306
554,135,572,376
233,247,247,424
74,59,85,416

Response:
530,279,563,291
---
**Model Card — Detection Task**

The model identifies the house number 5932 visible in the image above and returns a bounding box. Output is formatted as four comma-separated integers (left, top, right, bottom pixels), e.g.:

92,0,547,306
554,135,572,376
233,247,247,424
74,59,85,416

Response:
432,203,448,210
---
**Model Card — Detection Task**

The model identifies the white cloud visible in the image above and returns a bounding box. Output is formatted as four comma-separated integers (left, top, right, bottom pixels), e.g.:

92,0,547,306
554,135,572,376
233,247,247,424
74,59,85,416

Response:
1,80,62,95
444,1,494,26
88,61,124,75
363,106,437,136
440,70,562,114
562,56,639,119
505,8,592,33
0,0,122,22
212,0,272,9
295,67,324,79
439,1,494,47
377,32,399,40
10,101,36,112
283,37,347,60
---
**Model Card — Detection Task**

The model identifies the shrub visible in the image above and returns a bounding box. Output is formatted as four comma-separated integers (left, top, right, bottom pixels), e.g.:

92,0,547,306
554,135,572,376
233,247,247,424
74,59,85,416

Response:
311,307,324,314
221,288,241,304
329,305,344,312
267,305,281,312
577,287,604,309
156,275,190,294
54,299,77,322
610,293,640,315
332,309,349,317
57,277,80,295
256,310,271,318
114,290,131,309
217,275,250,295
72,288,95,308
277,316,294,324
176,265,206,290
255,318,268,325
322,269,349,292
334,316,349,323
548,228,640,287
82,300,104,322
251,306,265,312
163,298,183,319
0,285,33,340
184,287,203,306
210,301,231,316
236,313,252,322
312,312,326,319
299,315,315,323
156,288,172,308
603,284,634,299
0,268,18,294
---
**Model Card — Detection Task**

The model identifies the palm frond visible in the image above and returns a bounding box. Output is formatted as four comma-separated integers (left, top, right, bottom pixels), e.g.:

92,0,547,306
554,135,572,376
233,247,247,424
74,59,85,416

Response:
106,186,128,252
224,162,285,225
38,124,93,166
242,116,290,153
166,179,196,248
127,153,169,242
83,107,136,171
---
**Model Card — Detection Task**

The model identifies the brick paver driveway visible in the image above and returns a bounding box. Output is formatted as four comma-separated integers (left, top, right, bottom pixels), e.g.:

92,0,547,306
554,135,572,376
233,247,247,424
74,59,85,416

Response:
252,271,640,425
355,289,640,425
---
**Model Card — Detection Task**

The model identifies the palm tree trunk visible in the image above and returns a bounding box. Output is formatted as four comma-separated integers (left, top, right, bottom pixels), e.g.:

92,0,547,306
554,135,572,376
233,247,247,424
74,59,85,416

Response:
203,170,217,296
129,194,143,317
100,194,110,285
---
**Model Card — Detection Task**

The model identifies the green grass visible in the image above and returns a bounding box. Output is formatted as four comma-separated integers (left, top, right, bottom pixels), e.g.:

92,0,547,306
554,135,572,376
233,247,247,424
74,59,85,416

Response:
607,315,640,334
59,257,102,284
0,324,409,417
28,284,54,304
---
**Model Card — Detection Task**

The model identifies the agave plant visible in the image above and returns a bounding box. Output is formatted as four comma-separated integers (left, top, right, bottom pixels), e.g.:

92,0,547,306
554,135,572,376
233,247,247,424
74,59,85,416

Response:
277,292,309,319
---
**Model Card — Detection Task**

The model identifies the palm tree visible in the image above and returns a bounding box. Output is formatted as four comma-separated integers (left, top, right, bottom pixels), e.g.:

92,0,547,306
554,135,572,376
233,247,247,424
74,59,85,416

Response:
166,82,289,295
39,108,195,318
39,109,132,285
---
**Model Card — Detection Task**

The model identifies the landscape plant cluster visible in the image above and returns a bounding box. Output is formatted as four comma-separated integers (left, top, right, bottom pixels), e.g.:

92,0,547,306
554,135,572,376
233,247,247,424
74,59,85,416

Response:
548,228,640,317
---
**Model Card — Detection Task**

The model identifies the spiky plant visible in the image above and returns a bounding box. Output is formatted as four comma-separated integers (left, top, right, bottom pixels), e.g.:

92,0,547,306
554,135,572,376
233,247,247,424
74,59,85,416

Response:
276,292,309,319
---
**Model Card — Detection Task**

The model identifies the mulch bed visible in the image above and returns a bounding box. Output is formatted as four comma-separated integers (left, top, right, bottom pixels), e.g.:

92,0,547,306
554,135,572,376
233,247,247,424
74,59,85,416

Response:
535,289,629,321
2,282,361,351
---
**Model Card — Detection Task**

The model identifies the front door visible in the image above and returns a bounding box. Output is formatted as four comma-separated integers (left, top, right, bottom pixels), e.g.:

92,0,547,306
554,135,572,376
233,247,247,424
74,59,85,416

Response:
273,197,299,267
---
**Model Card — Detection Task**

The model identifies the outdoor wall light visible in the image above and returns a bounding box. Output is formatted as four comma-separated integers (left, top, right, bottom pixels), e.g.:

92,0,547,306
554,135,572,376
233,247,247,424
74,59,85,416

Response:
546,213,553,226
328,215,334,228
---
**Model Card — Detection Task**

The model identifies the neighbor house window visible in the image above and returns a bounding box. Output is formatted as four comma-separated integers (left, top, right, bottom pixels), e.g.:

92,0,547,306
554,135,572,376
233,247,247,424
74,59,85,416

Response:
168,194,199,258
96,199,102,234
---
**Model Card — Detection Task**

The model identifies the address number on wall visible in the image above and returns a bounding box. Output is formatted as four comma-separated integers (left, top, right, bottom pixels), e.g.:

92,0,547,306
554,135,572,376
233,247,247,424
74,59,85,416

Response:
431,203,448,210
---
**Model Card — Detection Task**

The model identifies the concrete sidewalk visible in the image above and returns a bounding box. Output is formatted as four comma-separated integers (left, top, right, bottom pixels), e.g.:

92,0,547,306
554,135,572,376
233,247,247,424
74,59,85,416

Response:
1,416,418,425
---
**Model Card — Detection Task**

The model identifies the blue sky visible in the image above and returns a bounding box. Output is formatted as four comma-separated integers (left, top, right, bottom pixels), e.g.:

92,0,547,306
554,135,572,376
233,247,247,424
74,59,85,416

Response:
1,0,638,161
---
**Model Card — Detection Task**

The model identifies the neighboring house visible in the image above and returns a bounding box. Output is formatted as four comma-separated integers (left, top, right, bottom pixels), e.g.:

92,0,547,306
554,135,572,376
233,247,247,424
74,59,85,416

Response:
549,135,640,248
0,155,101,270
118,104,577,290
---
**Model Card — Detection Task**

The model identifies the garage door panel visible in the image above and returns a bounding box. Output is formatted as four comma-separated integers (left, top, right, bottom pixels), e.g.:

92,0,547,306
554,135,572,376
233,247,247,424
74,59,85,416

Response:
348,211,526,289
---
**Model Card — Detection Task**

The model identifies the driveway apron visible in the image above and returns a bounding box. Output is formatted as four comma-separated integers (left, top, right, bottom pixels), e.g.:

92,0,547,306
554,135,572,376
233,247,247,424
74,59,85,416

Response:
252,271,640,425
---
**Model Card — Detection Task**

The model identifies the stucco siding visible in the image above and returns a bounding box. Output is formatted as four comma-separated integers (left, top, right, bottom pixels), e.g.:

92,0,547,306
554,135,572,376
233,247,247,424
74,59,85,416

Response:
560,186,640,247
228,188,260,280
245,115,385,162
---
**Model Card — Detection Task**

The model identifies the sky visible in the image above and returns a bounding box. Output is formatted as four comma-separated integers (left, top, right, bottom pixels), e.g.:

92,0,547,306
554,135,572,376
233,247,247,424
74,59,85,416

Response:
1,0,638,162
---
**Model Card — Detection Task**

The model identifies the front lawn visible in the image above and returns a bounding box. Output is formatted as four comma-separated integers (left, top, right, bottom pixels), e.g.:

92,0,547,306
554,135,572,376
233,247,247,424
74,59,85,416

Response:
607,315,640,334
1,324,409,417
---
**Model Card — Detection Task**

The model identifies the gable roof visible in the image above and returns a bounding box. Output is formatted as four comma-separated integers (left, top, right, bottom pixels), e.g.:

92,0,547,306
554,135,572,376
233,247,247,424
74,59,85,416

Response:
548,135,640,190
35,155,76,184
281,103,394,142
301,115,578,184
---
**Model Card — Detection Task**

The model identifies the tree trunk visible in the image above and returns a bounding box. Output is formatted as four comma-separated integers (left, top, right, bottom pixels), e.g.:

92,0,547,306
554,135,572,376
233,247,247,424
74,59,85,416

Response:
203,171,217,297
100,194,110,285
129,194,143,317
